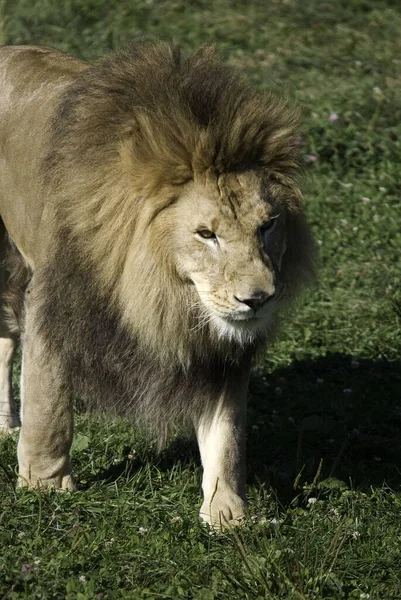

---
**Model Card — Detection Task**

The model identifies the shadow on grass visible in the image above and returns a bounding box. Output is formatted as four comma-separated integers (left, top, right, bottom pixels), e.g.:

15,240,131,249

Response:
81,353,401,503
246,352,401,501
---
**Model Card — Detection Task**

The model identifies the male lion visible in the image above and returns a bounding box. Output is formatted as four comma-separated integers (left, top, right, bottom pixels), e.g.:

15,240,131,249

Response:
0,42,315,526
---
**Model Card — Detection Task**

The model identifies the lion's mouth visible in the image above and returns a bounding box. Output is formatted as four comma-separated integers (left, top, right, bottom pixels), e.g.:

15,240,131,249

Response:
192,284,284,339
208,312,271,344
224,313,260,324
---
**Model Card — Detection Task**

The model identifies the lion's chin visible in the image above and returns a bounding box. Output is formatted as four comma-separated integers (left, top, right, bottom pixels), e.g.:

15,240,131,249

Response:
210,314,271,346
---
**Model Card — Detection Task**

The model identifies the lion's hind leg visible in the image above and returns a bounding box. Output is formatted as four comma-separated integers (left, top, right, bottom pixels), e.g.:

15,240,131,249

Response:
0,335,18,432
0,221,19,432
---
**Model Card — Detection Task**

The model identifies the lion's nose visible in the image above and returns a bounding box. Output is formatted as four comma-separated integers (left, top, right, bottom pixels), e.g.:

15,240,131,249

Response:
235,290,274,312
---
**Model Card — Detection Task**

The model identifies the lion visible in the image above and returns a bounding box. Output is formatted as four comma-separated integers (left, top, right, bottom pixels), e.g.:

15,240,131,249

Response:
0,42,316,527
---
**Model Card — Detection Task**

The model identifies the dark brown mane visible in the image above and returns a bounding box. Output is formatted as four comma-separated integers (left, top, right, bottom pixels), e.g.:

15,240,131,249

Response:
46,41,301,192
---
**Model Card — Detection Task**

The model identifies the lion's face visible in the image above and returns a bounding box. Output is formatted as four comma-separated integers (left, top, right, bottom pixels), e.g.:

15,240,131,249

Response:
171,171,289,342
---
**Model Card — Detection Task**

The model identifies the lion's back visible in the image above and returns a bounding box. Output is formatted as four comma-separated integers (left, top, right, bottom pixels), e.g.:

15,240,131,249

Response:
0,46,88,267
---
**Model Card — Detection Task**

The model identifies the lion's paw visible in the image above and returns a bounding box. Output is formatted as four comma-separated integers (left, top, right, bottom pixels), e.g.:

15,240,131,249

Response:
200,491,247,529
17,471,76,491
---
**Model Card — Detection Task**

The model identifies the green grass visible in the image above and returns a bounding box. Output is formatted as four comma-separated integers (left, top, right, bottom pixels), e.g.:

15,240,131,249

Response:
1,0,401,598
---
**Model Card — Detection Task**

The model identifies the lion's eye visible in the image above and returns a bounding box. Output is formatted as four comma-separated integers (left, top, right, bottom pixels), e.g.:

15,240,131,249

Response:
196,229,216,240
261,218,278,236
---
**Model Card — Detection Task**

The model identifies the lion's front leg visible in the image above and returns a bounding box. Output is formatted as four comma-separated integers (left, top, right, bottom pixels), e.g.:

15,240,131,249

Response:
194,358,251,528
17,288,75,490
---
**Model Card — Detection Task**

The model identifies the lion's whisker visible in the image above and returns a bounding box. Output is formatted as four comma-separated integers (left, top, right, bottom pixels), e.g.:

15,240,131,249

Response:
189,312,214,333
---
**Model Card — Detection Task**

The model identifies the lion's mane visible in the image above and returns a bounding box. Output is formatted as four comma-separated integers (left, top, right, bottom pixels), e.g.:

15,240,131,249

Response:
31,42,315,437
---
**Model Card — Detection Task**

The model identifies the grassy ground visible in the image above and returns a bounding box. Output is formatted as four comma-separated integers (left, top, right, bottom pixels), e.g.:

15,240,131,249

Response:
1,0,401,598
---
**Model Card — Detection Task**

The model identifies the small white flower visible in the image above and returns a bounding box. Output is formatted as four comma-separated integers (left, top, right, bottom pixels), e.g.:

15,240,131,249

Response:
360,593,370,599
308,497,317,505
316,377,324,384
79,575,87,583
343,388,352,394
342,183,353,189
374,456,382,462
373,87,384,102
361,197,371,204
378,187,386,193
373,214,380,222
340,218,348,226
105,538,116,546
171,516,182,522
138,527,148,535
352,226,359,233
17,532,26,539
352,531,361,539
